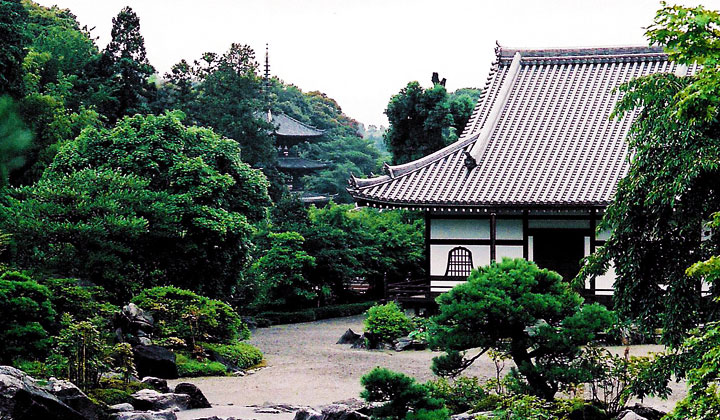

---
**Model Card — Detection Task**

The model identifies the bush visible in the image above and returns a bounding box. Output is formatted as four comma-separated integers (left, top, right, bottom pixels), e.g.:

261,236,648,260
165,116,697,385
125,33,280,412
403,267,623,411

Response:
176,353,227,377
426,377,487,414
42,278,118,328
361,367,445,420
89,378,149,406
0,271,56,364
314,302,375,320
257,310,316,325
131,286,249,347
201,342,263,370
365,302,415,343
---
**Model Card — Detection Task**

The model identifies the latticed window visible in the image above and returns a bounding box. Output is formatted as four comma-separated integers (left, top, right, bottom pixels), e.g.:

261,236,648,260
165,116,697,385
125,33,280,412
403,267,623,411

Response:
444,247,474,277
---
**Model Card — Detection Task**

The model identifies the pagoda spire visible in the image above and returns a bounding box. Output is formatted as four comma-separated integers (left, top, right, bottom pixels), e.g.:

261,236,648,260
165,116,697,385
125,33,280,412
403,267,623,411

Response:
264,43,271,114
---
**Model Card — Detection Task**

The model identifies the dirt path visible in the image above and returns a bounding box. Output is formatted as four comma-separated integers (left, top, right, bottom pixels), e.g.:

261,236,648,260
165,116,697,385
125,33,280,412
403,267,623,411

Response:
170,315,686,419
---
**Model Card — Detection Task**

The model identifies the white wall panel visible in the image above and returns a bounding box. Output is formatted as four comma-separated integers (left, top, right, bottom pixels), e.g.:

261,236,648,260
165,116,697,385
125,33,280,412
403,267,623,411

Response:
430,244,490,276
496,219,523,240
593,263,616,295
596,229,612,241
496,245,523,260
430,218,490,240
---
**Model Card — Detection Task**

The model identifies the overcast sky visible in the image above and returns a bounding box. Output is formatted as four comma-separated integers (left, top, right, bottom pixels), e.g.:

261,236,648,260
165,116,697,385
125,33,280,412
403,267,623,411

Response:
37,0,720,128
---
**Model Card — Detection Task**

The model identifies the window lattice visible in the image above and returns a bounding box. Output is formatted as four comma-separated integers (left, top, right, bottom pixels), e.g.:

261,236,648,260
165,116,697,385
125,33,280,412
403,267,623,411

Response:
444,247,474,277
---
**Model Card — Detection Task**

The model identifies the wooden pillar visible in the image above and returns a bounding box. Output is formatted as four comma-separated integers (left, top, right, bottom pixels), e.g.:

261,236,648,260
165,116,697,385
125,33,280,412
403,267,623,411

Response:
589,209,597,292
424,211,431,284
490,212,497,262
522,209,529,260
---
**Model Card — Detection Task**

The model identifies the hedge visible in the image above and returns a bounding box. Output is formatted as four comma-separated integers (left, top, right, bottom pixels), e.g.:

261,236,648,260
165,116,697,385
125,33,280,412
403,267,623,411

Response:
255,301,376,326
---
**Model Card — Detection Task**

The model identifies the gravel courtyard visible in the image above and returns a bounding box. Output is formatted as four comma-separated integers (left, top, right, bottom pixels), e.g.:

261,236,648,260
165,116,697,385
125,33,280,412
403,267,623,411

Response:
170,314,686,419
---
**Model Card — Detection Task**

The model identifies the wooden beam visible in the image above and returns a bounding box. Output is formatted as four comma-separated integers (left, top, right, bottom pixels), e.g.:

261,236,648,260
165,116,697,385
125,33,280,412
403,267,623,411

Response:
425,211,431,284
523,209,529,259
589,209,597,293
490,213,497,262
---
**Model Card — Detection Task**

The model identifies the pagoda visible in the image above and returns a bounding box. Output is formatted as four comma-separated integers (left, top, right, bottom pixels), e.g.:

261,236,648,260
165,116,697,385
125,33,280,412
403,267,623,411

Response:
262,45,333,205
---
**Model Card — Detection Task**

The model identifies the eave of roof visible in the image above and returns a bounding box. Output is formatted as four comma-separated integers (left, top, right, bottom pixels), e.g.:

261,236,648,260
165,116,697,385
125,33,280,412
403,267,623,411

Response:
348,45,684,209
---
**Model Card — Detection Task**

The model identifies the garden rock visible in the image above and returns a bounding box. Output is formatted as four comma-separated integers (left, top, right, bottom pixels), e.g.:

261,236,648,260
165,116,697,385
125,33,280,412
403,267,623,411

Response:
109,403,135,412
336,329,361,344
114,303,155,346
109,409,177,420
206,349,239,372
44,377,103,420
617,412,647,420
320,404,370,420
393,336,427,351
173,382,211,409
141,377,170,393
618,404,665,420
294,407,324,420
452,411,494,420
0,366,85,420
133,345,178,379
130,389,190,411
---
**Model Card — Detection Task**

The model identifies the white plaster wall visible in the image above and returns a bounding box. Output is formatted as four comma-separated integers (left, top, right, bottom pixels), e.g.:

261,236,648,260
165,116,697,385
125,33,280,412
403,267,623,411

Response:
528,236,534,261
496,245,524,260
430,244,490,276
594,263,616,295
496,219,523,240
597,228,612,241
529,219,590,229
430,218,490,240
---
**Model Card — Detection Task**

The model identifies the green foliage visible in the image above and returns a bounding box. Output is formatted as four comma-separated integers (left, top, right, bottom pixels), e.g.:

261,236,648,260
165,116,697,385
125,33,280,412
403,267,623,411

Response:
360,367,446,420
365,302,415,343
254,302,375,326
384,80,481,165
111,343,137,384
313,302,376,320
0,270,56,363
255,309,316,326
0,0,29,98
1,112,271,300
425,377,487,414
491,395,593,420
431,258,613,400
42,278,118,328
175,352,227,377
131,286,249,347
248,231,317,309
201,342,263,370
579,3,720,347
0,95,32,186
99,6,156,122
50,314,111,391
89,378,149,406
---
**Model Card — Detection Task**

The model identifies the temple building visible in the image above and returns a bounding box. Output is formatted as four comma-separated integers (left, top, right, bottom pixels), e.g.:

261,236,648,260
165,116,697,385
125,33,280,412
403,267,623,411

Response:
348,46,691,301
265,111,333,205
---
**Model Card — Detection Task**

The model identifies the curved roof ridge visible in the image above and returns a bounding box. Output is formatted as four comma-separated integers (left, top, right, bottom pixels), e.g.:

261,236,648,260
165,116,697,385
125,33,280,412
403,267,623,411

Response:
386,131,480,178
497,45,665,59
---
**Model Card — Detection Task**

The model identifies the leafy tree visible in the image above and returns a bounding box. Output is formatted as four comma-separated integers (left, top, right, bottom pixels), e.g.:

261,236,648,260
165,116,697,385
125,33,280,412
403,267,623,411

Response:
0,95,32,186
247,231,317,309
385,81,452,165
430,258,613,400
50,313,111,391
164,44,274,167
361,367,447,420
0,270,56,364
99,6,156,121
580,2,720,346
0,0,29,98
1,112,270,300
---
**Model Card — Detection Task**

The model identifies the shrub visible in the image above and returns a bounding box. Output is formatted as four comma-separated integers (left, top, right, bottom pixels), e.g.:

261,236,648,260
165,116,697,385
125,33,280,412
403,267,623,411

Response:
314,302,375,320
256,310,316,325
426,377,487,414
42,278,118,328
201,342,263,370
0,271,56,363
50,314,112,391
176,353,227,377
430,258,614,400
131,286,249,347
361,367,445,420
89,378,149,405
365,302,415,343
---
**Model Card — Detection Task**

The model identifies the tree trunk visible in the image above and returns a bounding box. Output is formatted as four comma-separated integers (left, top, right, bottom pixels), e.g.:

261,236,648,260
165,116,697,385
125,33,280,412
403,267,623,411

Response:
510,341,556,400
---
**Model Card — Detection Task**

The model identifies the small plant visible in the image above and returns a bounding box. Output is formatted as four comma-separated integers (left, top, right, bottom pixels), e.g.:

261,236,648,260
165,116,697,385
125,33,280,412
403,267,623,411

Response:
50,314,111,391
175,353,227,377
361,367,446,420
112,343,137,384
365,302,415,343
201,342,263,370
426,377,487,414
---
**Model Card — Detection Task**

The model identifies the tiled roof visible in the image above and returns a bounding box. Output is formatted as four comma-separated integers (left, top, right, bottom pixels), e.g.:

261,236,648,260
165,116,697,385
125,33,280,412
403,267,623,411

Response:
349,45,687,209
277,156,329,170
267,112,324,138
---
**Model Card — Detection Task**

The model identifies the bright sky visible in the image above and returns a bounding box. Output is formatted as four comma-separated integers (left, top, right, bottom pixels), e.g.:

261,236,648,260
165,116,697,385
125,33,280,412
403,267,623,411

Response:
37,0,720,128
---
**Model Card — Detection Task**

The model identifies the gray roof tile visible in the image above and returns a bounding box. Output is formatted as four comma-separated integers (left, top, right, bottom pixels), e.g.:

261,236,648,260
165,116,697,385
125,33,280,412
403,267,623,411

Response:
349,46,686,209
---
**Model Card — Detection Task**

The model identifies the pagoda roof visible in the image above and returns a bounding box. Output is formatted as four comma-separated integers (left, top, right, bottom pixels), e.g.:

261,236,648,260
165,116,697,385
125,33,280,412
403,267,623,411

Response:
277,156,329,171
266,112,325,138
349,45,693,210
